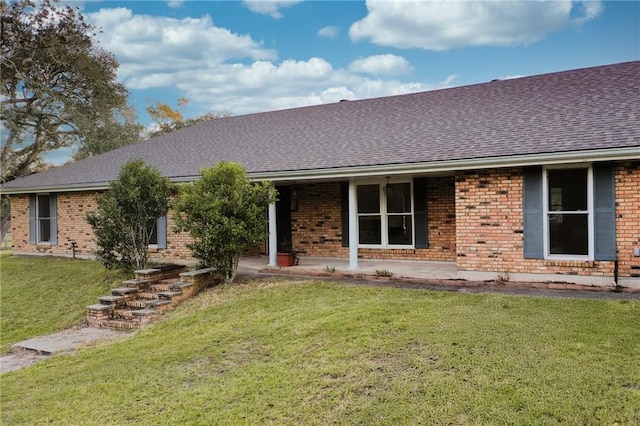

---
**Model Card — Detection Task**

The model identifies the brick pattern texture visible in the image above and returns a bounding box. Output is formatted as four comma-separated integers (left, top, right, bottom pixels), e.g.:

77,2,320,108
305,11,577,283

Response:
290,178,456,261
11,192,101,257
291,182,344,257
11,192,195,261
9,195,29,252
455,163,640,278
616,161,640,278
9,162,638,281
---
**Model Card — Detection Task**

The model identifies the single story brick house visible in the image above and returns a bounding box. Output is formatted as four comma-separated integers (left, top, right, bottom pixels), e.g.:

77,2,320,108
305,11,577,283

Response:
3,61,640,289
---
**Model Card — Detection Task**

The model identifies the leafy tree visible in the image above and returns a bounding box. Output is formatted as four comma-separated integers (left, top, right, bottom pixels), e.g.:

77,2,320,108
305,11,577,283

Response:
1,0,128,183
173,162,276,283
87,159,173,272
146,98,230,138
73,106,143,161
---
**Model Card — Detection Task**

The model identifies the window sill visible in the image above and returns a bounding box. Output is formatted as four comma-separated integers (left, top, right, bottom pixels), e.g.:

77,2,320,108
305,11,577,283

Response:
544,259,596,268
359,247,417,255
359,245,415,250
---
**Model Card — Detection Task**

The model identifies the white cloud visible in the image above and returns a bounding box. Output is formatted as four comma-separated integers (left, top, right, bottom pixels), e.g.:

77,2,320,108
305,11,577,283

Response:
166,0,184,9
349,0,603,50
573,0,603,24
501,74,525,80
88,8,276,88
174,59,457,115
243,0,302,19
317,25,339,38
86,7,457,118
349,54,413,76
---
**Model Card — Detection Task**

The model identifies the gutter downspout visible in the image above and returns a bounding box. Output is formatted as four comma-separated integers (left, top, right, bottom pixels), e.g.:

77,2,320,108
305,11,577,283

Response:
613,256,621,292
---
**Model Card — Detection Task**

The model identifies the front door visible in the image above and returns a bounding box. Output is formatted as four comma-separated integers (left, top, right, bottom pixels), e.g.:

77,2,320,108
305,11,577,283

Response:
275,185,292,252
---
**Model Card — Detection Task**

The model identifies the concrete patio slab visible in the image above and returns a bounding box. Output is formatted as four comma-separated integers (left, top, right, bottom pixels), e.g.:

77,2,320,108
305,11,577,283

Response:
1,327,128,374
239,255,458,280
12,327,126,356
237,256,640,298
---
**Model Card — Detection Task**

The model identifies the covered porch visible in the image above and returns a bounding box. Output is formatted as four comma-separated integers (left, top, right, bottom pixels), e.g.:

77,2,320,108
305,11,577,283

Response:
264,175,457,271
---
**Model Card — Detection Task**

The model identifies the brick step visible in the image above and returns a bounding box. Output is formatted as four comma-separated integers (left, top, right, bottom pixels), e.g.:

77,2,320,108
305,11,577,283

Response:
158,290,182,300
97,319,144,330
137,292,161,300
98,295,126,307
114,307,160,318
111,287,138,296
108,288,138,303
113,308,137,319
151,278,182,291
150,283,173,292
88,267,220,330
169,282,193,291
126,300,148,309
121,279,147,289
135,266,186,285
87,303,112,312
125,299,171,309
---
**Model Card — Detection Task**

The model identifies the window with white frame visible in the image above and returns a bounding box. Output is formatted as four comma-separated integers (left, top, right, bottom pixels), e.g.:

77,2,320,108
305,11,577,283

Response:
357,182,413,247
544,166,592,258
36,194,52,243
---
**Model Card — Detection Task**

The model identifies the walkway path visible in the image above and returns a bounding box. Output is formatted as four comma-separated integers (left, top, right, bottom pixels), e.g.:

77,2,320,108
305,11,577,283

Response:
1,327,127,374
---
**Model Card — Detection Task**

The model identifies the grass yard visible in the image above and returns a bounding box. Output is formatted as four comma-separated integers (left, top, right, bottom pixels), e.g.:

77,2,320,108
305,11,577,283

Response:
0,256,127,353
1,274,639,425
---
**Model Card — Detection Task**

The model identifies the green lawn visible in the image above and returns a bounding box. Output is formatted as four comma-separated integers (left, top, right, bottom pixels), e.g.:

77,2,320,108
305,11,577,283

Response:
0,232,11,257
0,232,11,251
2,272,639,425
0,256,127,353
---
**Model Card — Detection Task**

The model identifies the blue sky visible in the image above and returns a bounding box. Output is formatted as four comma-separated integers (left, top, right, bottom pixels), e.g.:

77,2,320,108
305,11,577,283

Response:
48,0,640,162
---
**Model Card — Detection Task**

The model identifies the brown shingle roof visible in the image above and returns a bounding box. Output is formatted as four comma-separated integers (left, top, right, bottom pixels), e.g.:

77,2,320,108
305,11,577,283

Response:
3,61,639,192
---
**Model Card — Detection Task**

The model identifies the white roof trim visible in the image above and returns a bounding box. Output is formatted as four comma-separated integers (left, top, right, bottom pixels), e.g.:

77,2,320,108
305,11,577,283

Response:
254,146,640,182
3,146,639,194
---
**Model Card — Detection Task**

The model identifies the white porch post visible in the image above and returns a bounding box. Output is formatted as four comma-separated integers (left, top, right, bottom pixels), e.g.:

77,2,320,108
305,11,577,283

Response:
348,180,358,270
268,199,277,266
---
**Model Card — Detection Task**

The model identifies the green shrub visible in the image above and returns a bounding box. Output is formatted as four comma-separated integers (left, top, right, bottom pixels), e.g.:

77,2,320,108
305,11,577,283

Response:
173,162,276,283
87,159,173,271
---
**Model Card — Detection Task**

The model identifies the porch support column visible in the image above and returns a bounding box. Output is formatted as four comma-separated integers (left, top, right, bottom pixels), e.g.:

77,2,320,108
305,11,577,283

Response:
348,180,358,270
268,199,277,266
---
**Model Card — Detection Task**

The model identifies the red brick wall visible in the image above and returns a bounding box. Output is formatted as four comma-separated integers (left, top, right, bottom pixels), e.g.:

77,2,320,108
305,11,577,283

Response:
156,211,194,262
291,182,345,257
616,161,640,279
11,162,635,280
455,169,526,274
9,195,30,252
454,164,640,279
10,192,196,262
10,178,457,263
11,192,101,257
291,178,456,261
426,176,456,260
